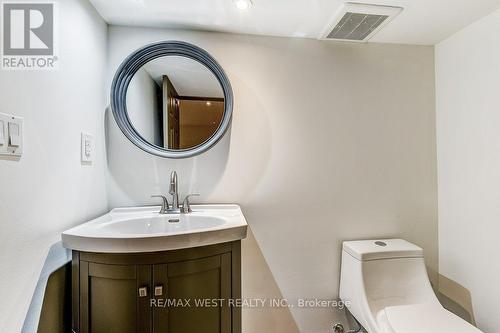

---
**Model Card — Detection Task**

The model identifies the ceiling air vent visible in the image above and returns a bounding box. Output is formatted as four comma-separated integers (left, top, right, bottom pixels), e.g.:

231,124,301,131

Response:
320,3,403,42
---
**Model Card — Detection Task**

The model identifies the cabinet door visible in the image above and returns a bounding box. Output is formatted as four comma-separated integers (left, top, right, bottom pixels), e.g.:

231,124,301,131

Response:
152,254,231,333
79,262,151,333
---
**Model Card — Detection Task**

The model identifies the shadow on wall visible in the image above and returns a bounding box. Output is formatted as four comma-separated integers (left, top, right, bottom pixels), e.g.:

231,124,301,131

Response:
242,228,301,333
104,107,231,206
437,274,477,326
103,73,274,207
242,229,360,332
21,242,72,333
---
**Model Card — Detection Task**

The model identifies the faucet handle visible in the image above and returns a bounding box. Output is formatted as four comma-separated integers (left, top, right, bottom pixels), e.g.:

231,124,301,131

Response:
151,195,170,214
181,194,200,214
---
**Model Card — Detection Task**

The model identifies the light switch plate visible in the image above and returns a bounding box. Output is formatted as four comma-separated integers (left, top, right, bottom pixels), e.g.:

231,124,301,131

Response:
0,120,5,147
0,112,23,158
81,132,93,163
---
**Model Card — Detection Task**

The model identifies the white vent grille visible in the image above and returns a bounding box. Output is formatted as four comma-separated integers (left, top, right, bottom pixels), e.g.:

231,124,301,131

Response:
320,3,403,42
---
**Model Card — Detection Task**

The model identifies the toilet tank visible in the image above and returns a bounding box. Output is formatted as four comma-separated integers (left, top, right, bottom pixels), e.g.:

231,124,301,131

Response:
339,239,438,331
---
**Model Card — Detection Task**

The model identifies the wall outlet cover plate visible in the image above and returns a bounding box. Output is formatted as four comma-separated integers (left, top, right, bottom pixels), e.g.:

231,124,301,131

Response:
81,132,93,163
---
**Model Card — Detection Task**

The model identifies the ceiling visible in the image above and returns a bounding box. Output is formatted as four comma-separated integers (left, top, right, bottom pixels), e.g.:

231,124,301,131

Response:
89,0,500,45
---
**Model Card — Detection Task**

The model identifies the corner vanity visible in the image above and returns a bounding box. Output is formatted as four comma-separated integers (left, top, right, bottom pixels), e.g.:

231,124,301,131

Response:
62,205,247,333
62,39,243,332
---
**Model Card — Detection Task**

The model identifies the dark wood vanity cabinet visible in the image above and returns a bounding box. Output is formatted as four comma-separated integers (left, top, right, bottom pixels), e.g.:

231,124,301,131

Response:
72,241,241,333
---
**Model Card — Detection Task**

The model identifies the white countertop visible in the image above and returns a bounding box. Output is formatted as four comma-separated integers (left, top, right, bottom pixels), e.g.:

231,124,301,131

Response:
62,204,248,253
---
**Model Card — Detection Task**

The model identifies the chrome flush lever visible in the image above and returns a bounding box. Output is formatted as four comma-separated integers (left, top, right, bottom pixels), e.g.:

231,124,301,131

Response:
151,195,170,214
180,194,200,214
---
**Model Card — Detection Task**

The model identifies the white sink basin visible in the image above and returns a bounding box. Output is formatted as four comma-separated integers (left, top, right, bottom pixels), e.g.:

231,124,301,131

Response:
62,204,248,253
99,215,226,235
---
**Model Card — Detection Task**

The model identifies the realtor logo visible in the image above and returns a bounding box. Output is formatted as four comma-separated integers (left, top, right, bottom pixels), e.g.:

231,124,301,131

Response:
1,2,58,70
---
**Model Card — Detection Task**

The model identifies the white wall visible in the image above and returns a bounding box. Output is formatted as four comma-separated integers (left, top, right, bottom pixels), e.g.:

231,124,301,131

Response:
436,8,500,332
107,26,438,332
127,68,161,145
0,0,108,331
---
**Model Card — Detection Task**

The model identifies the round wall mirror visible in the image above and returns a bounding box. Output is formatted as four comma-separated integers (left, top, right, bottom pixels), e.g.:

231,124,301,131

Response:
111,41,233,158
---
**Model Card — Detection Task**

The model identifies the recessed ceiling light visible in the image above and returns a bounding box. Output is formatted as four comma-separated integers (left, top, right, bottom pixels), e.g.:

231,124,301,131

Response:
233,0,253,10
206,101,212,106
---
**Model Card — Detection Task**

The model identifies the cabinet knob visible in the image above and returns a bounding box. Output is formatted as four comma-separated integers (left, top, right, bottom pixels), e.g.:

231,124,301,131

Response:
138,287,148,297
154,285,164,296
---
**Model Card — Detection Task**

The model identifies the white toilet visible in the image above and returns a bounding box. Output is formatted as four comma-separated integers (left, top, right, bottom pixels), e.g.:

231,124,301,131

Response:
339,239,482,333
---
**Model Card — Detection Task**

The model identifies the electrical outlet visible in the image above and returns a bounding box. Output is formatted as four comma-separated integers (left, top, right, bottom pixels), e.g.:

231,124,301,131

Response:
81,133,93,163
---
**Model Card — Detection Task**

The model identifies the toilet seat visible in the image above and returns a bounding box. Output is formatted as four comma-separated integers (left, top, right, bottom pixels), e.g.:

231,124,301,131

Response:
381,303,481,333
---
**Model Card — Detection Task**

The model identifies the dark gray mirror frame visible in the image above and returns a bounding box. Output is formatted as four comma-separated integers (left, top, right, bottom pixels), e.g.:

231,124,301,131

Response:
110,41,233,159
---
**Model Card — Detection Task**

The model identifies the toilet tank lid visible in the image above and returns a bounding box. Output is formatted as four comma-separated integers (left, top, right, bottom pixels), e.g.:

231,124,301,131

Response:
343,239,423,261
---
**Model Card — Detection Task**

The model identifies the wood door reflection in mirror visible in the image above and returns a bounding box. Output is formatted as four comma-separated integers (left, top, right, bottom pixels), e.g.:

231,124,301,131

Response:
163,75,224,150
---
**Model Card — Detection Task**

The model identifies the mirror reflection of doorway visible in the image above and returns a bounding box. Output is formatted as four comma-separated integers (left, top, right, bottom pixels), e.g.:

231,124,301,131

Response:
163,75,224,149
126,55,226,151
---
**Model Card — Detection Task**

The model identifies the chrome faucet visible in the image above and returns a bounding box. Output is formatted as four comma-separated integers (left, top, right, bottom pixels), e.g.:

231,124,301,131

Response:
169,171,179,211
151,171,199,215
